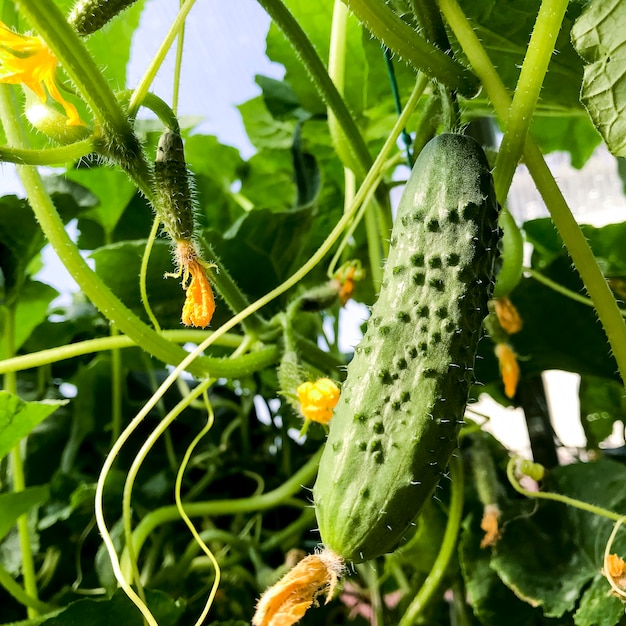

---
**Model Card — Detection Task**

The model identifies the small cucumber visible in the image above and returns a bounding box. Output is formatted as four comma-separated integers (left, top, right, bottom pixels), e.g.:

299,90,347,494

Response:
313,133,500,563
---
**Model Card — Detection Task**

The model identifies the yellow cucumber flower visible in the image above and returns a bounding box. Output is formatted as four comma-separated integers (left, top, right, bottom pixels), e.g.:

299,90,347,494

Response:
296,378,340,425
0,21,83,126
253,550,344,626
495,343,520,399
172,240,216,328
493,296,523,335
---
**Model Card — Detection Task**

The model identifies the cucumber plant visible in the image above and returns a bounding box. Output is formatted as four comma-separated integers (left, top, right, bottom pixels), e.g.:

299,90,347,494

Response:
2,1,626,625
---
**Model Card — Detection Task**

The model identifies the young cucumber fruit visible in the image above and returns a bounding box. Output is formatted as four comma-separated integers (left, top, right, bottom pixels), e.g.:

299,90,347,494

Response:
313,133,501,563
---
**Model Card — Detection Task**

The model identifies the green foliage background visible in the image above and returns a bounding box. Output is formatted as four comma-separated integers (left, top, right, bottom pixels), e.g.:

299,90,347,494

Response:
1,0,626,625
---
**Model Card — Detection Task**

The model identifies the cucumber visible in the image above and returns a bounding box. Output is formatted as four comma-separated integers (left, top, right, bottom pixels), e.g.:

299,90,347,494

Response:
313,133,500,563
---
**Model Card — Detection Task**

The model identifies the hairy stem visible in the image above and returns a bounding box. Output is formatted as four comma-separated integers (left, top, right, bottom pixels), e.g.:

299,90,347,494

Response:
344,0,478,96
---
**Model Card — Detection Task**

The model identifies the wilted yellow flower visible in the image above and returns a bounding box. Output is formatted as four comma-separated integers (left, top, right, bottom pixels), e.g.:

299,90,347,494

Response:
495,343,520,399
296,378,340,424
253,550,344,626
173,240,215,328
333,262,365,306
494,296,523,335
604,554,626,593
0,21,83,126
480,504,501,548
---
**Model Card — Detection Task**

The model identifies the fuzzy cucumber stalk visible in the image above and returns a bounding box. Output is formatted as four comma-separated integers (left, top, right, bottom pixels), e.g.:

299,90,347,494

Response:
68,0,140,36
313,133,501,563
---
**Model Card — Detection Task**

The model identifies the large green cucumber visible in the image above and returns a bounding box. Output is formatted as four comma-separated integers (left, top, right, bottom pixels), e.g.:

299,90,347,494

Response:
313,133,500,563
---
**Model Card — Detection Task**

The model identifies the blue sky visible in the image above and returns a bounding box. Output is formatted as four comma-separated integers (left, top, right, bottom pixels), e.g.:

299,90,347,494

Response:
128,0,283,155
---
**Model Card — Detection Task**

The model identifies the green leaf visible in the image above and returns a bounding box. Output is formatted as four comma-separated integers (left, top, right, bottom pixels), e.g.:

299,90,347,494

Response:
183,134,246,232
460,514,539,626
90,240,184,326
77,192,154,250
530,115,602,169
492,459,626,621
0,197,46,302
200,207,314,310
492,500,592,617
574,574,625,626
40,588,184,626
256,75,310,121
238,96,296,152
66,167,137,236
265,0,333,115
0,486,49,542
0,391,67,462
572,0,626,156
579,375,626,448
238,149,296,212
0,280,59,359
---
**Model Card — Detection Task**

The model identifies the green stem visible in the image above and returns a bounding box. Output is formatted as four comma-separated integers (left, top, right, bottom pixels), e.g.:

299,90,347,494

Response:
110,324,123,445
524,266,624,312
139,218,162,330
364,199,383,290
120,446,323,579
0,138,94,165
172,0,186,116
122,378,213,598
327,0,355,172
398,454,464,626
0,562,54,615
356,561,384,626
492,0,571,204
0,334,279,378
4,309,39,619
343,0,478,96
128,0,197,117
437,0,626,385
506,457,623,521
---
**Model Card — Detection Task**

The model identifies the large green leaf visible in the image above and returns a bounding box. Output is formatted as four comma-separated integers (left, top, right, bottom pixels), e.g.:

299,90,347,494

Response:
66,167,137,237
199,206,314,312
0,486,50,542
0,391,66,462
574,574,625,626
266,0,364,116
572,0,626,156
0,280,59,359
238,95,296,152
40,588,184,626
460,513,540,626
492,459,626,622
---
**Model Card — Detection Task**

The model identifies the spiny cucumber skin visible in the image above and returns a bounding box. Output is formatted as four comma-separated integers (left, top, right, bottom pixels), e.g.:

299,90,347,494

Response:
154,130,195,242
313,134,501,563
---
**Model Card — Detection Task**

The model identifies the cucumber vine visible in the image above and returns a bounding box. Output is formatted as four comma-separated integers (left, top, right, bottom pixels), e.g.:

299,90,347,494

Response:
1,0,626,624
